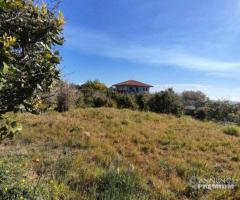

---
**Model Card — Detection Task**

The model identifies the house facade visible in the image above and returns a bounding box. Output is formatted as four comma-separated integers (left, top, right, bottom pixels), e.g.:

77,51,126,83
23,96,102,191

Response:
112,80,153,94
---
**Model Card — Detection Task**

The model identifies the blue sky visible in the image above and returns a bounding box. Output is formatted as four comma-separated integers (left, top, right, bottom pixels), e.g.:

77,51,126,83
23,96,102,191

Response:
54,0,240,100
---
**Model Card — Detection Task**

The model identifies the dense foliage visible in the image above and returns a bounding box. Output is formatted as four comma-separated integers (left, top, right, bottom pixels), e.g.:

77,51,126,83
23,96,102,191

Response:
79,80,108,92
113,93,138,109
41,80,240,124
0,115,22,142
223,125,240,137
0,0,64,114
135,94,149,111
148,88,183,116
181,91,207,107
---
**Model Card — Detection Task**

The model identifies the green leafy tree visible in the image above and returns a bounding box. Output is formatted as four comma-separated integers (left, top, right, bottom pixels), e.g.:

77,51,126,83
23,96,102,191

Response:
148,88,183,116
80,80,108,92
0,0,64,141
0,0,64,114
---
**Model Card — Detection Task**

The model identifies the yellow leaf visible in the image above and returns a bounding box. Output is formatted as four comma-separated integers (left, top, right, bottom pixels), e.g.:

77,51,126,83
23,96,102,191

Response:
41,3,47,15
57,11,65,27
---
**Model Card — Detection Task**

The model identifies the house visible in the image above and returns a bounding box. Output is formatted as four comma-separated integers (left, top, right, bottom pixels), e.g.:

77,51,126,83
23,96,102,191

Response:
112,80,153,94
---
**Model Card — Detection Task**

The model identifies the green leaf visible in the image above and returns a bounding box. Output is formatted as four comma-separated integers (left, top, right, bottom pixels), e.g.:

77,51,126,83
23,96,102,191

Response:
52,36,64,45
50,56,60,64
0,62,9,74
0,0,5,8
0,82,3,90
10,122,22,132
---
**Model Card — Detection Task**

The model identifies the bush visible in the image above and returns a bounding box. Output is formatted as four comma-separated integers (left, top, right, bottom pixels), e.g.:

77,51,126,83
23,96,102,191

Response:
113,94,137,109
77,91,115,108
93,94,108,107
80,80,108,92
195,107,208,120
93,93,115,108
148,88,183,116
75,92,86,108
135,94,149,111
206,101,238,122
181,91,207,107
223,125,240,137
0,116,22,143
56,84,69,112
96,169,144,200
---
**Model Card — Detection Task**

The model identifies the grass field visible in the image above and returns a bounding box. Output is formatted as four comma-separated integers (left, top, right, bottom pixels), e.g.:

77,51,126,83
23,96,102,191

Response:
1,108,240,199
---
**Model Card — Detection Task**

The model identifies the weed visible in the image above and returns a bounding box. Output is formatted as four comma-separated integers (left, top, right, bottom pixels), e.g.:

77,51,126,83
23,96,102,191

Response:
223,125,240,137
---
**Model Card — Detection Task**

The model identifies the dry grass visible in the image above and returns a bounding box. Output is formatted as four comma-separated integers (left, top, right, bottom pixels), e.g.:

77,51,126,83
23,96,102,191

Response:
1,108,240,199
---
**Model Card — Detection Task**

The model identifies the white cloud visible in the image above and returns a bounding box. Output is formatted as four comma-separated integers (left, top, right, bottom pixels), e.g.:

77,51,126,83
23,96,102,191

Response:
63,26,240,101
65,26,240,74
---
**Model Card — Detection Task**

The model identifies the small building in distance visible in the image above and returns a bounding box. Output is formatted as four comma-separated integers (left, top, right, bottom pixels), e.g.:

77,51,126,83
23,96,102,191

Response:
112,80,153,94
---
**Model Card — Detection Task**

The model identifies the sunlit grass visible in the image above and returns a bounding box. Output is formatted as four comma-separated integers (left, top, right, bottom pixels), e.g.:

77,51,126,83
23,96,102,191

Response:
0,108,240,199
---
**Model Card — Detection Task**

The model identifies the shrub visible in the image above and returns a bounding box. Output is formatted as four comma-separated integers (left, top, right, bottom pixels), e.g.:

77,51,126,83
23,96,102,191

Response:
75,92,86,108
93,94,108,107
80,80,108,92
135,94,149,111
114,94,137,109
148,88,183,116
96,169,144,200
93,93,115,108
195,107,208,120
56,84,69,112
78,91,115,108
206,101,238,122
181,91,207,107
0,116,22,142
223,125,240,137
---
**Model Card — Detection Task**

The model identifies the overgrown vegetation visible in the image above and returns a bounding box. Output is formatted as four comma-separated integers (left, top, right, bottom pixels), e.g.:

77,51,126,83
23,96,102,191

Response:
0,1,240,199
43,81,240,126
0,116,22,142
95,170,147,200
223,125,240,137
148,88,183,116
0,108,239,199
0,0,64,115
0,0,64,141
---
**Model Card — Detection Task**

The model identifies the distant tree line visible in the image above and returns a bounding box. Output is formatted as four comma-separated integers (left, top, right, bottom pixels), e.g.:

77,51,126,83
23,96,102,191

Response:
40,80,240,125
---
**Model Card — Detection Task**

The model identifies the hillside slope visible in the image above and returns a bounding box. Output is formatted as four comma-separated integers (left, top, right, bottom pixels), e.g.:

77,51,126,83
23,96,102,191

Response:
1,108,240,199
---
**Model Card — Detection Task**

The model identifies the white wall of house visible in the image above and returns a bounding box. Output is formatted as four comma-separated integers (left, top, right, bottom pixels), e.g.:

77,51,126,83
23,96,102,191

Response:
116,86,150,94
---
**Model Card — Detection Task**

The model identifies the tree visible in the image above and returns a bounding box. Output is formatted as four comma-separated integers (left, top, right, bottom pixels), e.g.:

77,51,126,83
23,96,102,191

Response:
148,88,183,116
80,80,108,92
181,91,207,107
0,0,64,114
205,100,238,122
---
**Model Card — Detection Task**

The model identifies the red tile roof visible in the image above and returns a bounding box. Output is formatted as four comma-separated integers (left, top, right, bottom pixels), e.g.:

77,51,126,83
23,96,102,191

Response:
113,80,153,87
